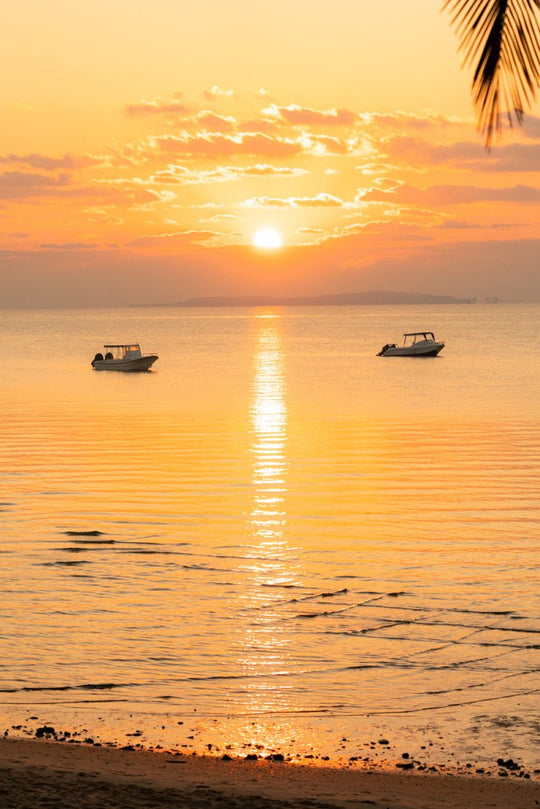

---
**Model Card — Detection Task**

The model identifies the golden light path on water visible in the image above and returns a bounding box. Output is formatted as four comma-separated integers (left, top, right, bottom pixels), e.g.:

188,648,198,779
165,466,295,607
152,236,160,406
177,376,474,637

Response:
236,314,300,750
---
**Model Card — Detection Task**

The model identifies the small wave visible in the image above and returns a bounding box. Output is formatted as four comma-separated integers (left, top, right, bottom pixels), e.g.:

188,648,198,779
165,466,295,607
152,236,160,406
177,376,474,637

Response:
41,560,92,567
0,682,128,694
292,591,406,619
67,539,116,545
120,549,176,555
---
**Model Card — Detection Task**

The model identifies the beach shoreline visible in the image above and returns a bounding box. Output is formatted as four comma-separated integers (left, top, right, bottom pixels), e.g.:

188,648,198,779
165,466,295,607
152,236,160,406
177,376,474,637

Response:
1,736,538,809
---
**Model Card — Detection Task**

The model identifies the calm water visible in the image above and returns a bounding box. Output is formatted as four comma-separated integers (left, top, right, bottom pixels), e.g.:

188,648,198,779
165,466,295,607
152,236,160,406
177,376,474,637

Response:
0,305,538,771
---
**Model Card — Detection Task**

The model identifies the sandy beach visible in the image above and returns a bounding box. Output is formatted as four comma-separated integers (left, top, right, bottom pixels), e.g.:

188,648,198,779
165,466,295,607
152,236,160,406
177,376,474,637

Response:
1,737,538,809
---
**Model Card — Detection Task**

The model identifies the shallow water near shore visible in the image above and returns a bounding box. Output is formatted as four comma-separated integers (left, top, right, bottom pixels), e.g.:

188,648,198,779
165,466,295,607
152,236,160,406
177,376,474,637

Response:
1,304,538,772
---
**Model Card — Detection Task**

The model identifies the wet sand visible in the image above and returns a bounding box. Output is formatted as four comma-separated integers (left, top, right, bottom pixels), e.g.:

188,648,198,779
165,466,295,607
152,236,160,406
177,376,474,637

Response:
1,737,538,809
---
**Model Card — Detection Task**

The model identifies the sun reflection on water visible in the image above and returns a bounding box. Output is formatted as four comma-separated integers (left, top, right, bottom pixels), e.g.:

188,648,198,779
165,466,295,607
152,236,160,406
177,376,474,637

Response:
233,314,301,751
250,316,287,547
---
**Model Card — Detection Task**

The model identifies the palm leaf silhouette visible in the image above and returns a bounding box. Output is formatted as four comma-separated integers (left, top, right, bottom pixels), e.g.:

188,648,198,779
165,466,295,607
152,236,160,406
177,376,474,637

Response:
444,0,540,147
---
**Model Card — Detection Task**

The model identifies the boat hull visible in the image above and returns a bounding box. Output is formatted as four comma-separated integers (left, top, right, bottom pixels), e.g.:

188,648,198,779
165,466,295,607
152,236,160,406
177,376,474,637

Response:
381,343,444,357
91,355,158,372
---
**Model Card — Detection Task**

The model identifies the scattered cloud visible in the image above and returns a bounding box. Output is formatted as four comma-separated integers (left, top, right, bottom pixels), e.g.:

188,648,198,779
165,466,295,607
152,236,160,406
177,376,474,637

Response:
240,192,344,208
190,111,237,132
238,117,284,135
357,110,467,133
361,182,540,205
435,219,514,230
152,163,308,185
38,242,99,250
204,213,239,222
0,153,99,170
128,229,217,247
264,103,357,127
147,132,303,159
293,193,344,207
125,94,191,117
382,136,540,171
203,86,236,100
0,171,71,198
521,115,540,140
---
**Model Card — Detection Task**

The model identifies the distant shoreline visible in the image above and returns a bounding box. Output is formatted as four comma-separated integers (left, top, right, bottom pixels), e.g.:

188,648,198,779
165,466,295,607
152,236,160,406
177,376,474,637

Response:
130,290,483,308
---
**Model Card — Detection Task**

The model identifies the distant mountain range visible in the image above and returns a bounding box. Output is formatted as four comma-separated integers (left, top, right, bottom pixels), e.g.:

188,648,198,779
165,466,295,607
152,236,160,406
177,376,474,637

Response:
136,291,466,307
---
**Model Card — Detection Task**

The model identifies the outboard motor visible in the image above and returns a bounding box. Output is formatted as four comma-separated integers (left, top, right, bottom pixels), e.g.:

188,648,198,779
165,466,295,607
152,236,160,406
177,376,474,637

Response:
91,352,104,366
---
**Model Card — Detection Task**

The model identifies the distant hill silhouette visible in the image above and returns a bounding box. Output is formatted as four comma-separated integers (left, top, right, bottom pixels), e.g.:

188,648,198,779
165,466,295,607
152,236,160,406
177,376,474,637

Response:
139,291,464,307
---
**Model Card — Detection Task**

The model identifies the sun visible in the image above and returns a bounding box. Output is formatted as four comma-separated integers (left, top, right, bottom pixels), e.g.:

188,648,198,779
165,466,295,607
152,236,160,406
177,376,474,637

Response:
253,227,282,249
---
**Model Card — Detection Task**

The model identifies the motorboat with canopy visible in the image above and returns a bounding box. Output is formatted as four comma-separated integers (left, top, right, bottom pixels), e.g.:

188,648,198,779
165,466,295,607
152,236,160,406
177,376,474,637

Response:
377,332,444,357
91,344,158,371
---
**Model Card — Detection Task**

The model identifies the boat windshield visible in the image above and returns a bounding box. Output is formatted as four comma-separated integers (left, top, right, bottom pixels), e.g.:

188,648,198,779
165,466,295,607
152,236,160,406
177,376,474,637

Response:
403,332,435,345
103,344,141,359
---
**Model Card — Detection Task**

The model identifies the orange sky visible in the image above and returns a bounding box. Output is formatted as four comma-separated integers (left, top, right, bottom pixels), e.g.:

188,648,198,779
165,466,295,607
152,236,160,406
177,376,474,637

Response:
1,0,539,306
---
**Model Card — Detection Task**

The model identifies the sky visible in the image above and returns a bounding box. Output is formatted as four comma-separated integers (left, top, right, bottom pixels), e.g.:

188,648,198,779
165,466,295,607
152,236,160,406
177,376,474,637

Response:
1,0,539,306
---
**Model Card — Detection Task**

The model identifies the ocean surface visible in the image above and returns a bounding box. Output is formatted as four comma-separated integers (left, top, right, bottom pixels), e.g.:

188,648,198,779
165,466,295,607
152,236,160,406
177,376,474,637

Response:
1,304,538,772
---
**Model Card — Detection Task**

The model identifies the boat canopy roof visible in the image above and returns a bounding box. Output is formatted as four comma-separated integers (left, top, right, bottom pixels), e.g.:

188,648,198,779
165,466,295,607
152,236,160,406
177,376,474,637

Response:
103,343,140,349
403,332,435,338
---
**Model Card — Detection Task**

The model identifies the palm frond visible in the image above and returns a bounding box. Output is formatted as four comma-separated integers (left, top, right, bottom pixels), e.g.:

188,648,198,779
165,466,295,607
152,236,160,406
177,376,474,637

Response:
443,0,540,147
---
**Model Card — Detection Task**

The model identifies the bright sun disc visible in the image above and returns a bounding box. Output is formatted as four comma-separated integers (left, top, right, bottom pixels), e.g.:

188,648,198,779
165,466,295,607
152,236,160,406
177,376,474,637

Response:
253,227,282,249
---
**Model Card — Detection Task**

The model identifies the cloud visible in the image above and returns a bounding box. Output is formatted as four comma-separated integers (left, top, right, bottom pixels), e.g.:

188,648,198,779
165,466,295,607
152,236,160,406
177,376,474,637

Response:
382,136,483,166
470,143,540,172
436,219,514,230
521,115,540,140
382,136,540,171
152,110,239,133
204,214,239,222
293,193,344,207
240,192,344,208
0,170,158,205
361,183,540,205
203,86,236,100
0,171,71,198
148,132,302,158
191,111,237,132
92,177,178,205
38,242,99,250
264,103,357,127
238,117,283,135
239,164,307,177
85,208,124,225
358,110,467,133
125,95,191,117
335,220,433,243
240,196,291,208
0,153,99,170
299,133,349,155
152,163,308,185
128,230,217,247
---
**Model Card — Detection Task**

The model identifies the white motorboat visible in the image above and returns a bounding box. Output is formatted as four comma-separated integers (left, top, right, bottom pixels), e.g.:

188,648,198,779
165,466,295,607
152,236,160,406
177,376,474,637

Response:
378,332,444,357
91,343,158,371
